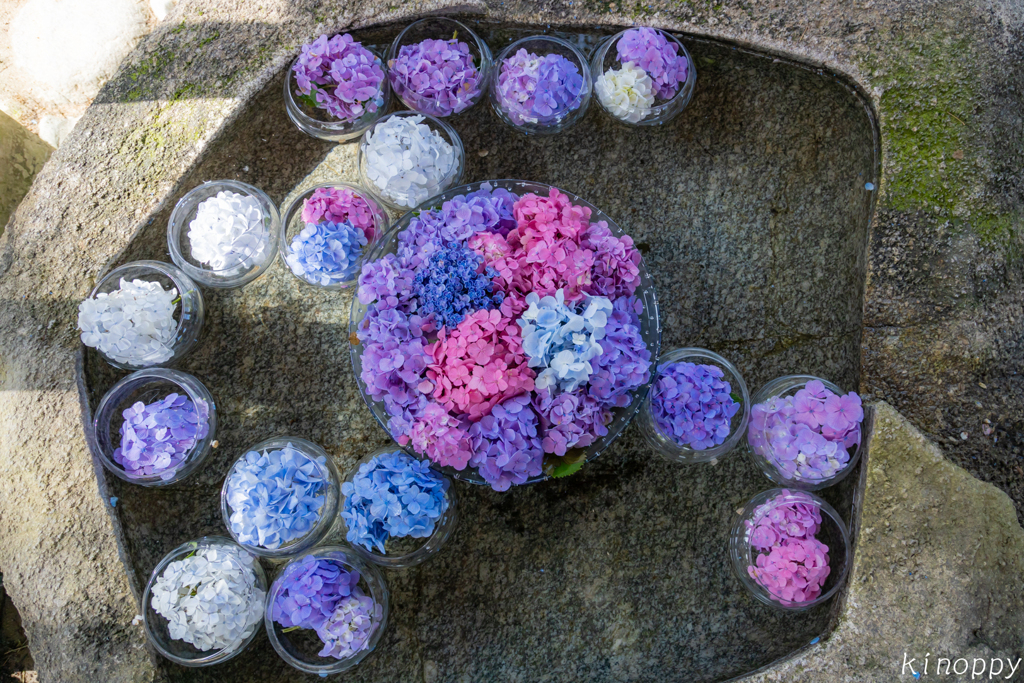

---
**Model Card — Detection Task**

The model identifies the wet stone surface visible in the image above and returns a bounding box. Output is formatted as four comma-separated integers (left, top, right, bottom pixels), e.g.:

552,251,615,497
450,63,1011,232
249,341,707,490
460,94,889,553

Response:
85,26,875,683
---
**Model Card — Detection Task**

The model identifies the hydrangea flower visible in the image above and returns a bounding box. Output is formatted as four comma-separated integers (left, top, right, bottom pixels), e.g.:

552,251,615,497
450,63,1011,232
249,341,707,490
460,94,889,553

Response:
302,186,378,242
362,114,459,208
615,27,689,99
651,362,739,450
315,591,382,660
439,183,518,239
468,394,544,490
745,491,822,551
341,450,449,553
272,555,361,631
595,62,655,123
496,49,585,125
293,33,385,121
78,277,178,366
586,296,651,408
150,544,265,652
285,220,367,286
357,254,417,310
747,381,864,483
580,221,642,299
225,444,327,550
517,289,613,393
533,386,611,455
187,191,267,272
408,402,473,470
414,243,503,329
114,393,210,479
388,37,481,116
748,537,831,605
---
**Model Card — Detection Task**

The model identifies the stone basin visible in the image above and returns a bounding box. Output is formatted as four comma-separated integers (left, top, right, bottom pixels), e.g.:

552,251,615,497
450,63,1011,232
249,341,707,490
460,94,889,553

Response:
81,22,877,682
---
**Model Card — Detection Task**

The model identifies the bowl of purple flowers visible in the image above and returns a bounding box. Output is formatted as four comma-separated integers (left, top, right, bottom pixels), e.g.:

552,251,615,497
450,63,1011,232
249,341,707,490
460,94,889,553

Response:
489,35,592,135
744,376,865,490
636,347,750,464
265,547,389,675
590,26,696,126
285,33,391,142
386,17,492,117
90,368,216,486
338,446,457,568
729,488,851,610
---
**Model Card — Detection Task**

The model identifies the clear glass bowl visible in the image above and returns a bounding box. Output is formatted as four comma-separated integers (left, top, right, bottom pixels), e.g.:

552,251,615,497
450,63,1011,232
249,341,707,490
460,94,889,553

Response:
589,27,696,127
489,35,592,135
386,17,493,117
728,488,851,611
284,47,392,142
167,180,280,289
142,536,267,666
279,181,391,290
265,546,389,675
220,436,341,559
338,445,458,568
348,179,662,487
90,368,217,486
357,110,465,212
637,347,750,464
85,260,204,370
743,375,863,491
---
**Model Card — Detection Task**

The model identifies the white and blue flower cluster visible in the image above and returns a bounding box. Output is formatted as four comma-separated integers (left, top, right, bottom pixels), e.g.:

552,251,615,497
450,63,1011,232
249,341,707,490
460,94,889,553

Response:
517,289,613,392
340,450,449,554
225,444,327,550
284,220,367,286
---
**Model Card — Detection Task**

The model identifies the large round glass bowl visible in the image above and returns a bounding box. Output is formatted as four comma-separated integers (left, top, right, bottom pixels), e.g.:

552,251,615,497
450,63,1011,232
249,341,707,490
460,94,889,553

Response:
386,17,493,117
142,536,267,667
83,260,204,370
284,47,392,142
220,436,341,559
167,180,280,289
279,181,390,290
728,488,851,611
637,347,750,464
489,35,593,135
265,547,389,675
589,27,696,127
348,179,662,487
743,375,863,491
90,368,217,486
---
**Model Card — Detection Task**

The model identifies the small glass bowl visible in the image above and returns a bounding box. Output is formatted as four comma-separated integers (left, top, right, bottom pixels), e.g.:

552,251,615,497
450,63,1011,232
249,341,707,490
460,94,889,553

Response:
221,437,341,559
729,488,851,611
284,47,392,142
142,536,267,666
265,547,389,675
386,17,493,117
743,375,863,491
167,180,280,289
279,181,390,290
489,35,592,135
85,260,204,370
637,347,750,464
338,446,458,568
589,27,696,127
357,111,465,212
90,368,217,486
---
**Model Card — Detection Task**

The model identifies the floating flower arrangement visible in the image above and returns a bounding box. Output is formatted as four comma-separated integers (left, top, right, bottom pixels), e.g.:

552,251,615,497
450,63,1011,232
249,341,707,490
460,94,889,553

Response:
187,191,268,274
292,33,386,122
78,276,179,366
353,181,655,491
114,393,210,479
651,361,739,450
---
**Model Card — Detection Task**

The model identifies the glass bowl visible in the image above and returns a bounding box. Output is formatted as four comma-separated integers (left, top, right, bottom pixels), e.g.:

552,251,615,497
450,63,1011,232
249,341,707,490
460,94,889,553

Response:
743,375,863,491
167,180,280,289
728,488,851,611
284,45,392,142
279,181,391,290
220,436,341,559
489,35,592,135
90,368,217,486
142,536,267,666
386,17,492,117
84,260,204,370
357,110,465,212
348,179,662,487
338,445,458,568
265,547,389,675
589,27,696,127
637,347,750,464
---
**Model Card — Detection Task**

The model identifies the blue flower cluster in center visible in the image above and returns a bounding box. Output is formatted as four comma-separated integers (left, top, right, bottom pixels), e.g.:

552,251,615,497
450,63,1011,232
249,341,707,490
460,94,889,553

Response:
412,242,504,329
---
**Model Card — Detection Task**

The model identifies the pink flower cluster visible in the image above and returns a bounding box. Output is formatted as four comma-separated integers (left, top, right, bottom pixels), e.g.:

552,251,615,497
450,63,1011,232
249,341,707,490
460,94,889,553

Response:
302,187,378,242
